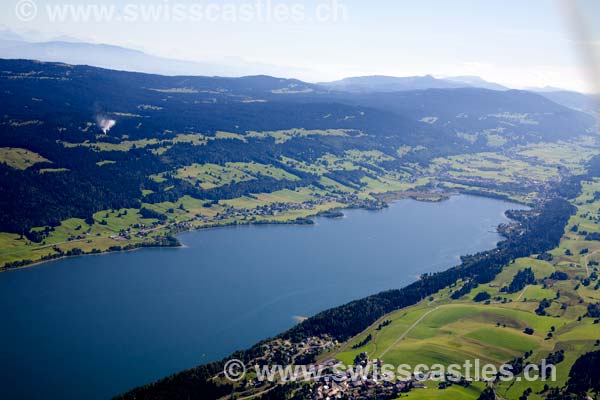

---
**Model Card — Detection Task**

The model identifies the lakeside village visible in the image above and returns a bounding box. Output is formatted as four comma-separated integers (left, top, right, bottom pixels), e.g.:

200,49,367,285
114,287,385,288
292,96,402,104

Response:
105,192,382,242
1,192,382,269
225,335,486,400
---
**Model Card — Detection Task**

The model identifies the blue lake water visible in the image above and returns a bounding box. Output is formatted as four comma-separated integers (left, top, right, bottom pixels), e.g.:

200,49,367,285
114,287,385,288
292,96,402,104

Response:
0,195,525,400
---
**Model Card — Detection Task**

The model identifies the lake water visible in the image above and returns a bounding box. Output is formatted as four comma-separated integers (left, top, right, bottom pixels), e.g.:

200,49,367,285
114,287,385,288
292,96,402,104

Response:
0,195,525,400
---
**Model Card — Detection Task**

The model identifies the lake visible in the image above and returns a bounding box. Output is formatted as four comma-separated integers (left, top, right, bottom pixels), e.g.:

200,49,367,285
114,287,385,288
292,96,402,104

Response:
0,195,525,400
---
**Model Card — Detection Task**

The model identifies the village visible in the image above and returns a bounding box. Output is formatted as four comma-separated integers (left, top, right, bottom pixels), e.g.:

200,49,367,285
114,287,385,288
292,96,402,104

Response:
222,334,477,400
100,192,382,243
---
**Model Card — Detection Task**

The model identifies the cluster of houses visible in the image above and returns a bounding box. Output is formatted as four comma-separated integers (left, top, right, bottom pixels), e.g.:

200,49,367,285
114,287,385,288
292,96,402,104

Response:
313,374,418,400
106,191,376,244
310,359,479,400
256,336,338,366
227,335,483,400
212,200,321,220
205,193,361,222
311,358,426,400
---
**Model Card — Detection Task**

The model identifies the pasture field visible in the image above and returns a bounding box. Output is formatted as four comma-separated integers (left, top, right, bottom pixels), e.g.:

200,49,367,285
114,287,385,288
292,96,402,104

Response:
246,128,351,143
485,133,507,147
0,210,162,266
171,133,208,145
174,162,299,189
431,152,559,185
316,153,361,172
345,149,395,164
39,167,69,173
280,156,329,175
334,293,596,400
228,162,300,181
175,163,256,189
0,147,50,169
63,138,161,152
60,131,245,155
220,187,321,208
96,160,116,166
401,382,486,399
214,131,247,141
319,176,356,192
514,139,598,174
361,176,431,196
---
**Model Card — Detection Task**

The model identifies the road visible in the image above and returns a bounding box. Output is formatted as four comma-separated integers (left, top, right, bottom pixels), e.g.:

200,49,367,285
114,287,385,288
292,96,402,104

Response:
378,306,441,359
515,286,528,301
582,250,598,277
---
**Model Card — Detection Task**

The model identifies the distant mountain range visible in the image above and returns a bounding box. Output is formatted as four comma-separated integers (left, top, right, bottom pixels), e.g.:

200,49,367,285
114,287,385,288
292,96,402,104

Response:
0,29,597,117
1,37,515,94
0,58,593,150
534,90,599,116
0,40,239,76
0,32,312,78
443,75,509,91
319,75,509,92
318,75,597,116
0,58,596,236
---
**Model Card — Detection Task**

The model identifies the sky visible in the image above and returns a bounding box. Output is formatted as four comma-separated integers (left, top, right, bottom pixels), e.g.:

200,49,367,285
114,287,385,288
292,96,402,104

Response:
1,0,599,92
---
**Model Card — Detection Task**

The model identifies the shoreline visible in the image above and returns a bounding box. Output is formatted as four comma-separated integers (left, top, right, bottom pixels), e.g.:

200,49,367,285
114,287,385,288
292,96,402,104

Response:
0,188,535,400
114,187,554,400
0,188,526,273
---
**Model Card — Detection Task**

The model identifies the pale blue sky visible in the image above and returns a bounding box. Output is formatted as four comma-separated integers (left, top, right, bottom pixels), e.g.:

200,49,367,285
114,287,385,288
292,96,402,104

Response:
1,0,599,91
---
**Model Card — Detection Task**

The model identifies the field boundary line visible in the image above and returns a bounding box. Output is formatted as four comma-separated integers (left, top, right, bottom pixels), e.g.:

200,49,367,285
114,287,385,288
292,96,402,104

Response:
378,305,441,359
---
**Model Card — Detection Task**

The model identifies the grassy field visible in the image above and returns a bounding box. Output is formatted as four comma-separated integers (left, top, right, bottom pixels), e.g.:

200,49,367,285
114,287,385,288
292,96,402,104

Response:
399,381,486,399
246,128,351,143
0,210,161,266
62,138,161,152
170,162,300,189
175,163,256,189
220,187,320,208
0,147,50,169
60,131,254,154
39,167,70,173
214,131,247,141
170,133,208,145
431,152,559,185
514,140,598,174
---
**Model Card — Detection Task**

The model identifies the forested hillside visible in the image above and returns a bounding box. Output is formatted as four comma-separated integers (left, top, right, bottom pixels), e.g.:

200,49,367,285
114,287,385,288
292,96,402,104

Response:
0,59,597,269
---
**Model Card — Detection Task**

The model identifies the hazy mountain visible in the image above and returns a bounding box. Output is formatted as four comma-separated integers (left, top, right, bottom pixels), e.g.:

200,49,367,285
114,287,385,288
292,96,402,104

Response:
0,29,25,41
318,75,473,92
1,59,592,147
0,40,233,76
0,27,82,43
444,75,509,91
528,85,569,93
535,90,599,116
319,74,510,93
0,37,314,78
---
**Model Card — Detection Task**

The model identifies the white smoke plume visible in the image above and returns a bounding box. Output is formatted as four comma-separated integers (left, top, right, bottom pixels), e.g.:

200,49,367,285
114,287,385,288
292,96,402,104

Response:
97,116,116,134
